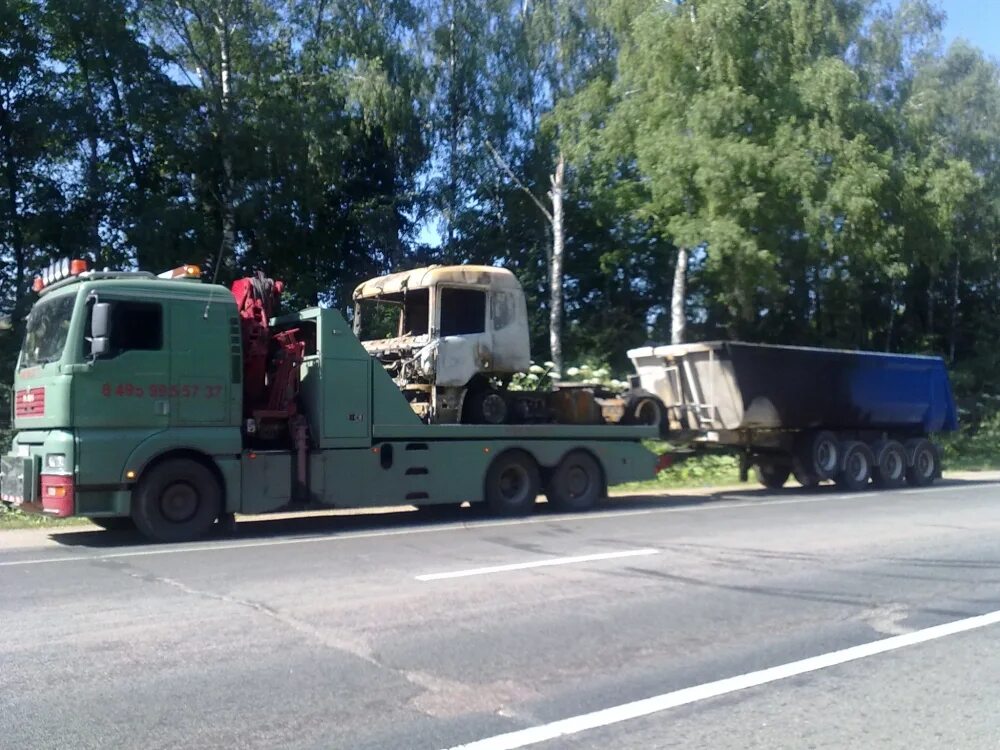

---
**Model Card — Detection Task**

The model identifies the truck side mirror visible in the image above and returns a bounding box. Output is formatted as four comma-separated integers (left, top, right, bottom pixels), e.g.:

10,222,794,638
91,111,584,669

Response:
90,302,111,357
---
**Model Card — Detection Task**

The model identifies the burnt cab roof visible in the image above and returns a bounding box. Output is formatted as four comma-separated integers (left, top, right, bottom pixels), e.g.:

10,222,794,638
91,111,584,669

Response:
352,265,522,301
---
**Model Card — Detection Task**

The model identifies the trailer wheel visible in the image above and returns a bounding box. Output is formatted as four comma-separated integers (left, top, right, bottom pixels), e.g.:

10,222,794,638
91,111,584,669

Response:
792,457,821,489
905,438,938,487
131,458,222,543
547,450,604,511
836,441,873,491
87,516,135,532
754,462,790,490
485,451,540,516
871,440,907,489
798,431,840,480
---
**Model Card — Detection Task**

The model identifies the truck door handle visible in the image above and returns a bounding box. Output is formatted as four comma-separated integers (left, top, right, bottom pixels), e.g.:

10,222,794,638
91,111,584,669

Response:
154,400,170,416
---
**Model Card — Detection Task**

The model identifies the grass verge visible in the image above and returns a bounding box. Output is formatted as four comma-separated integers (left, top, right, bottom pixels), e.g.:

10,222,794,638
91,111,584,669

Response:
0,507,89,530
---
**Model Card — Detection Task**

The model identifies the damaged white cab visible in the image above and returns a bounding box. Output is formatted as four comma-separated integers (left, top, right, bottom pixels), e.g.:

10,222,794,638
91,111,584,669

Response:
352,265,531,424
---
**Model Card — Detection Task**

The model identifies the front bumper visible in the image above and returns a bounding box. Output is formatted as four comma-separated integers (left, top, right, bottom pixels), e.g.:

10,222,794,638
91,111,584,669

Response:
1,454,36,508
1,454,74,516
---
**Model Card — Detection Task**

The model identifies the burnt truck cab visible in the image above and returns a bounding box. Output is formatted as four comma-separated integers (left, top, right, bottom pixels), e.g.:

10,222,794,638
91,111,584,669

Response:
352,265,531,424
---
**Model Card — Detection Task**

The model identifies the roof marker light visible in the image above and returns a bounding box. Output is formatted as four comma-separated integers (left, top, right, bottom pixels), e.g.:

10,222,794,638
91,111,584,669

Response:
158,264,202,280
32,257,90,293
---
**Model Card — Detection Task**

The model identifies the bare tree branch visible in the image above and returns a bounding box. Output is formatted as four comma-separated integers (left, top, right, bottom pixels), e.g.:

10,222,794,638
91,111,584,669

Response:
484,139,552,223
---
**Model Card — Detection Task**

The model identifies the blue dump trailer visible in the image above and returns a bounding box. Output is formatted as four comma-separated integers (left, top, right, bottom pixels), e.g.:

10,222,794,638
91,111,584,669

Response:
627,342,959,492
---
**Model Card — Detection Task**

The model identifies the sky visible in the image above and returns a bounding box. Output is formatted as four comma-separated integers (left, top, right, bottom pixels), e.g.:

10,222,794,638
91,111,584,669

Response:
937,0,1000,59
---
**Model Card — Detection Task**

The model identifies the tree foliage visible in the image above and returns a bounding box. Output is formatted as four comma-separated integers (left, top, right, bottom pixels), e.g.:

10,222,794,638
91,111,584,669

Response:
1,0,999,393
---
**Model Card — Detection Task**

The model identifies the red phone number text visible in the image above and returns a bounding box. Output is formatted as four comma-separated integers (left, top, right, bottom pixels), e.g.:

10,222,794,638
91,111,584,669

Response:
101,383,224,399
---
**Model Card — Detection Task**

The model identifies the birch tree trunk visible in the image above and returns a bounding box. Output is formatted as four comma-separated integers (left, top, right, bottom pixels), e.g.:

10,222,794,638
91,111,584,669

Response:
216,11,236,262
549,151,566,374
671,246,688,344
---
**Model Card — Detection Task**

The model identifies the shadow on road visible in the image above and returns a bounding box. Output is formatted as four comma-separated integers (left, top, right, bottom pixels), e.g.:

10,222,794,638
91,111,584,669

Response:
41,476,995,550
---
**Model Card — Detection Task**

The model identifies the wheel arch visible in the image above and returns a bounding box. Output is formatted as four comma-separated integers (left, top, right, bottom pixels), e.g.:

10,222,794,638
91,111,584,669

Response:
136,448,223,486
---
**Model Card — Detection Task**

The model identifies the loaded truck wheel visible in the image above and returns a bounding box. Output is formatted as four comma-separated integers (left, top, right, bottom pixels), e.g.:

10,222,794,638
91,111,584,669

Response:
836,441,874,491
485,450,541,516
87,516,136,532
547,450,605,511
905,438,939,487
463,387,508,425
623,390,668,436
131,458,223,543
797,431,840,480
754,462,791,490
871,439,907,489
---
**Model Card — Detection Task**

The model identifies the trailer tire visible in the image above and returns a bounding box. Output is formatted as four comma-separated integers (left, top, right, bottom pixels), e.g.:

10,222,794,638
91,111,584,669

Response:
792,457,821,489
798,431,840,480
836,441,873,491
871,440,907,489
87,516,136,532
905,438,938,487
754,462,791,490
131,458,222,543
485,451,540,516
547,450,604,511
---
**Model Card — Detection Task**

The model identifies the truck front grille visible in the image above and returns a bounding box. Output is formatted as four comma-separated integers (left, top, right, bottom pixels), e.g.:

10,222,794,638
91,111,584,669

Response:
15,387,45,418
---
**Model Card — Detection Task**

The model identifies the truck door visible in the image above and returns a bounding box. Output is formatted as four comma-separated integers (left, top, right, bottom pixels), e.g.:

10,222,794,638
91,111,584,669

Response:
168,299,235,426
435,286,491,385
73,296,171,430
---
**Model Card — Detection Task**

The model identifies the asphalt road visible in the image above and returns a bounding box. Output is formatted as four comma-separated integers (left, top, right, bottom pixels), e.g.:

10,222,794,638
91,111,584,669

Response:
3,478,1000,749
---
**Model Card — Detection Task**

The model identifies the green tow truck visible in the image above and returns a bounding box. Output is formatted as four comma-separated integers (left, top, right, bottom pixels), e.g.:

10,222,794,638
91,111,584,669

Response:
0,259,660,542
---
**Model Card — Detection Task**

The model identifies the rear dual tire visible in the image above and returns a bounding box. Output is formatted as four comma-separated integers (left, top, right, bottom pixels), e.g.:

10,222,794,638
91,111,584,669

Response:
872,440,907,489
484,449,605,516
905,438,939,487
835,441,874,491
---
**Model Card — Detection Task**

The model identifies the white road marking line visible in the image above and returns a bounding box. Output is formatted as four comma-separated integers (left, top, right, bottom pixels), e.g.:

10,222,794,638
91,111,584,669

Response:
442,608,1000,750
2,480,998,568
415,549,660,581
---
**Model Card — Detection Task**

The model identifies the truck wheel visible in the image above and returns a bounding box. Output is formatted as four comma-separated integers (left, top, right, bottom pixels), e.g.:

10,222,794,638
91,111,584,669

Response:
623,390,668,436
87,517,135,532
547,450,604,511
798,431,840,480
905,438,938,487
836,441,873,491
754,462,790,490
131,458,222,543
485,451,540,516
463,388,508,425
792,457,821,489
871,440,907,489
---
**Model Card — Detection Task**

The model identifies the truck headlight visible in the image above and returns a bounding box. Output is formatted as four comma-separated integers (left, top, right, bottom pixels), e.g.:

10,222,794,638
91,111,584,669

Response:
45,453,66,470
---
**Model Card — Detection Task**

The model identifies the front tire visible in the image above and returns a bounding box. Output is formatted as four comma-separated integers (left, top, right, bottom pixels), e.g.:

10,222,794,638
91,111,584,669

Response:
463,388,508,425
485,451,540,516
131,458,222,543
547,450,604,511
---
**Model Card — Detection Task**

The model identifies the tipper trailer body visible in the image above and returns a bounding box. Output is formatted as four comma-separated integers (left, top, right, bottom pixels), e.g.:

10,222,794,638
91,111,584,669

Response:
628,341,958,490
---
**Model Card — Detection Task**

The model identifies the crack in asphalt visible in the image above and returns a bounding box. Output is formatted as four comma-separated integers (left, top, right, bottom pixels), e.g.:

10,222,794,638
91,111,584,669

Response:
93,557,537,721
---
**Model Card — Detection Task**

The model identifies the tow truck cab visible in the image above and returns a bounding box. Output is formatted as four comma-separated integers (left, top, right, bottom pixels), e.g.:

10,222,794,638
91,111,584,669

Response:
1,262,243,520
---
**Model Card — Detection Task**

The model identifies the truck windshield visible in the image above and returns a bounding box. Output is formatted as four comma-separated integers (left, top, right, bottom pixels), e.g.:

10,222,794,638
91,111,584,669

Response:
19,293,76,369
355,289,429,340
